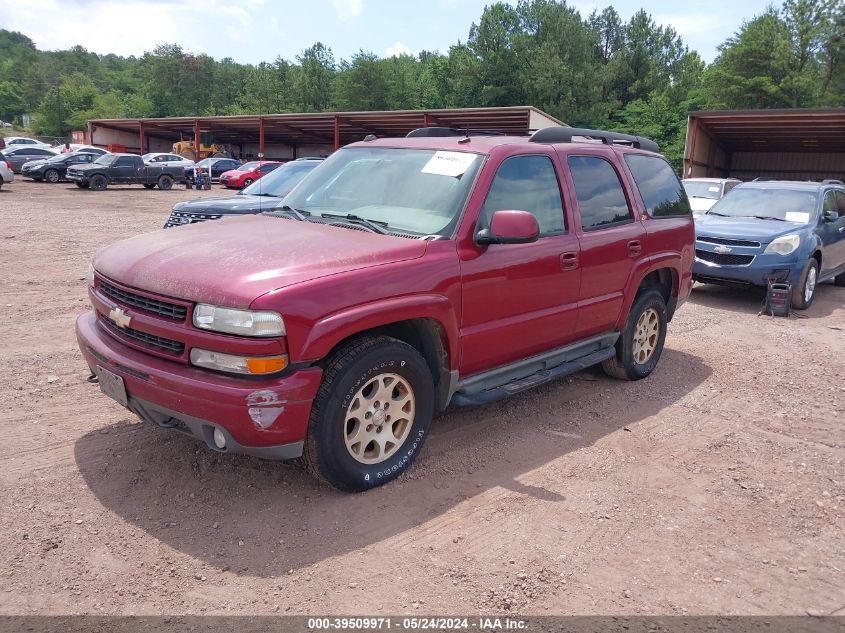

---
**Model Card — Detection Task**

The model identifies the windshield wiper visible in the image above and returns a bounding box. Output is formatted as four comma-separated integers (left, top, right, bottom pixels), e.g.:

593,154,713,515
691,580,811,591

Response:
320,212,390,235
749,215,786,222
706,211,729,216
252,192,280,197
265,204,311,221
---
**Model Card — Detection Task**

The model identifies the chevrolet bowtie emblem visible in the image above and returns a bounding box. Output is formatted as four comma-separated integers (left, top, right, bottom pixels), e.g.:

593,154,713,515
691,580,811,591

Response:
714,245,732,254
109,307,132,329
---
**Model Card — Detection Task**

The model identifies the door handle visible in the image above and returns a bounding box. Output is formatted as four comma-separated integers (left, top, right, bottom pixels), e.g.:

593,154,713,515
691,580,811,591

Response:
560,252,579,270
628,240,642,257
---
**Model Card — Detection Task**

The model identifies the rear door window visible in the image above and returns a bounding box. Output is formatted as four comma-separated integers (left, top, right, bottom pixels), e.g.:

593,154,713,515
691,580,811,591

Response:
624,154,691,217
567,155,632,231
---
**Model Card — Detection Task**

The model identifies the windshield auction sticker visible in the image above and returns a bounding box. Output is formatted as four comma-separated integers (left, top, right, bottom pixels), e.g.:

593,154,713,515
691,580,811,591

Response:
784,211,811,223
421,151,476,177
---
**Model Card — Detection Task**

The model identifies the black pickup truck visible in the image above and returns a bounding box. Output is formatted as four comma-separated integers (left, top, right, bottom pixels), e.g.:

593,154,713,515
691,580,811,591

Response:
67,153,186,191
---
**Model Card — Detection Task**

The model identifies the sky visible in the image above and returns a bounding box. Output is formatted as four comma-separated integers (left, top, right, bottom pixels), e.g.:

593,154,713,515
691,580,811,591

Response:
0,0,775,65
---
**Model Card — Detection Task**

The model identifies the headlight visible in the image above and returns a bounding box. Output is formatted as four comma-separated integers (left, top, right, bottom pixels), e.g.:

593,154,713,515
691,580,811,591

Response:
87,263,95,287
764,234,801,256
190,348,288,375
193,304,285,337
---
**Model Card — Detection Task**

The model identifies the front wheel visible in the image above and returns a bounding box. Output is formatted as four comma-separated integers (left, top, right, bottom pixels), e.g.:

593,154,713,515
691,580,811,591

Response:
157,175,173,190
242,178,254,187
791,258,818,309
303,336,435,492
45,169,60,183
602,289,667,381
89,174,107,191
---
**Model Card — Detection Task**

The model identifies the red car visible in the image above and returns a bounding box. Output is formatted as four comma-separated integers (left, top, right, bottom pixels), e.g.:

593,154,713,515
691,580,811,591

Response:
219,160,282,188
77,126,694,492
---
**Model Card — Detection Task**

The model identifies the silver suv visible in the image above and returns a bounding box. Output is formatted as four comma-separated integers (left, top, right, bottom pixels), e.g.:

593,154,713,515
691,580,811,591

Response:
0,151,13,189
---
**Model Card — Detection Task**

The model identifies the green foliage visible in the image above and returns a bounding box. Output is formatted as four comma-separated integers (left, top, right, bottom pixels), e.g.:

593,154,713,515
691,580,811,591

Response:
0,0,841,157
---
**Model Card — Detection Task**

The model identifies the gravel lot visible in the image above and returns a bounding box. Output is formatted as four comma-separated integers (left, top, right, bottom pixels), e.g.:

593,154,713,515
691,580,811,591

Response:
0,178,843,616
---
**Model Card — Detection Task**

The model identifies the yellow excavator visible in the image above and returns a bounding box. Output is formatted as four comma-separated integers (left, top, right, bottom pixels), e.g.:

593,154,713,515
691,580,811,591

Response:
172,136,230,160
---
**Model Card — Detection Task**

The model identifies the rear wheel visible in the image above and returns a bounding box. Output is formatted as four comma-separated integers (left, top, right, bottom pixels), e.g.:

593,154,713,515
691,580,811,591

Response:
89,174,107,191
791,258,818,310
303,336,434,492
157,175,173,190
45,168,60,183
602,289,667,381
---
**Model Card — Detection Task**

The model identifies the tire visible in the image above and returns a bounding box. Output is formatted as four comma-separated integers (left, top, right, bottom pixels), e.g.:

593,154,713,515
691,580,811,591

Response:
45,169,60,183
834,272,845,287
89,174,107,191
157,175,173,190
602,289,668,381
0,176,3,190
791,258,818,310
242,178,254,187
75,182,88,188
303,335,435,492
143,183,155,189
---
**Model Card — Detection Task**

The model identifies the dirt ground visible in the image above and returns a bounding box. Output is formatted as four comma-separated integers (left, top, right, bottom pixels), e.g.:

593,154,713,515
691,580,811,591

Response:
0,178,843,617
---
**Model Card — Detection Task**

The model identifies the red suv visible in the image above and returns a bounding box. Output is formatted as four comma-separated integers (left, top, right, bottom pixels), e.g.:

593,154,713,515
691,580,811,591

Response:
77,127,694,492
219,160,282,188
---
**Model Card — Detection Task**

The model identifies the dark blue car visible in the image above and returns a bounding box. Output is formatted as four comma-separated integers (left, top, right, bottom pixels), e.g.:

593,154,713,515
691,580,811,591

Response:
693,179,845,309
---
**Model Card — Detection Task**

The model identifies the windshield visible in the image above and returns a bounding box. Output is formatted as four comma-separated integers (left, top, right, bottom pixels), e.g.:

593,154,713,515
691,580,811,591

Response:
683,181,722,200
239,161,260,172
282,147,482,236
142,153,155,161
243,160,321,197
48,153,68,162
95,154,118,166
708,187,819,222
196,158,211,167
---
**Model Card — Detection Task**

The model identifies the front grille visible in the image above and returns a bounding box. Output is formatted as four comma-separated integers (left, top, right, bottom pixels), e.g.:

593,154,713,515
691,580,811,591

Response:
99,279,188,320
698,235,761,248
695,249,755,266
164,210,224,228
101,316,185,355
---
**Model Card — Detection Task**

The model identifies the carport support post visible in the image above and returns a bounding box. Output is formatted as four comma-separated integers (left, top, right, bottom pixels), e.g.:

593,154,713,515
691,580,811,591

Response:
259,117,265,159
194,120,201,163
334,115,340,151
138,121,145,155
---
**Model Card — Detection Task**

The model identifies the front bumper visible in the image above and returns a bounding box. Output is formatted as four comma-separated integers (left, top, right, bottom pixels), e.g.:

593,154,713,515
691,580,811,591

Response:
693,246,801,286
66,171,87,183
76,311,323,459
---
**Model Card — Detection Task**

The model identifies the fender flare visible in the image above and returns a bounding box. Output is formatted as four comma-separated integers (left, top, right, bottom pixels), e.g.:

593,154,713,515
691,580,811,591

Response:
296,294,460,368
615,252,684,330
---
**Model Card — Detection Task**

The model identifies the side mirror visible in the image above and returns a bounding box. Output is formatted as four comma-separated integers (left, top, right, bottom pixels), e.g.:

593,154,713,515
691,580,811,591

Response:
824,210,840,222
476,210,540,245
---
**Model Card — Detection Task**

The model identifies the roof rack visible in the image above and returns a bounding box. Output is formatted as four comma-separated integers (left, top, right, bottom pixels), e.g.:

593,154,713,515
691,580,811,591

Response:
406,127,504,138
529,126,659,153
822,179,844,186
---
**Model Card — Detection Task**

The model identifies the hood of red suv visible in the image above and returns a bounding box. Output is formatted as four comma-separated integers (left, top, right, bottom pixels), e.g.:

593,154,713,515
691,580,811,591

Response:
94,215,427,308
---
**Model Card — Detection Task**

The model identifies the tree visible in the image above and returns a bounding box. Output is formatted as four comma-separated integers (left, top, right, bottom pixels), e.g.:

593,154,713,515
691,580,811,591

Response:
295,43,336,112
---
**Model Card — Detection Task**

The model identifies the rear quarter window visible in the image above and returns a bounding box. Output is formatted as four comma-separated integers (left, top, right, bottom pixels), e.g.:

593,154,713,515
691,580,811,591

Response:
624,154,691,217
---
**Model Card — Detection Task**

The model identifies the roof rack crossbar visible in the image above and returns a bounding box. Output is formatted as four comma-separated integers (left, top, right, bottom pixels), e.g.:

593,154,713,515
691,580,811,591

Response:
822,179,844,186
406,127,505,138
529,126,660,153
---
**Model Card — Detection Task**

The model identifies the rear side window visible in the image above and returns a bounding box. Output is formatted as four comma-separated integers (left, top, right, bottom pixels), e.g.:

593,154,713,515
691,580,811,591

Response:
567,155,632,231
481,155,566,236
625,154,691,217
116,157,135,166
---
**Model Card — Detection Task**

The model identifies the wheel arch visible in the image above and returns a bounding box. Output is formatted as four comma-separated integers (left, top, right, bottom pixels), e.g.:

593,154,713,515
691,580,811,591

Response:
617,255,682,330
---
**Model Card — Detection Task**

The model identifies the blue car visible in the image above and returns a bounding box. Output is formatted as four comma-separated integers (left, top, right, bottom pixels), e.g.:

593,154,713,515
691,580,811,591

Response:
693,179,845,309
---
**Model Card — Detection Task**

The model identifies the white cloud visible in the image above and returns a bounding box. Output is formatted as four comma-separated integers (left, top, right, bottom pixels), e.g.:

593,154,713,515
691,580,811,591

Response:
385,41,412,57
331,0,363,20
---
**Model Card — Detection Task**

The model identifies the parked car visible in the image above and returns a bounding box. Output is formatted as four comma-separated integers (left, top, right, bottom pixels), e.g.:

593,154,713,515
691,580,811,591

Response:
76,126,694,492
69,144,109,156
164,157,324,228
219,160,282,188
193,157,242,182
2,136,52,150
66,153,187,190
4,145,58,172
0,151,13,189
143,152,195,168
682,178,742,216
21,151,98,182
693,179,845,309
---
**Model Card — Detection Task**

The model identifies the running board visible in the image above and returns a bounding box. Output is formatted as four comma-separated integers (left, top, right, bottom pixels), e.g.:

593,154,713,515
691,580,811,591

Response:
451,336,618,407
